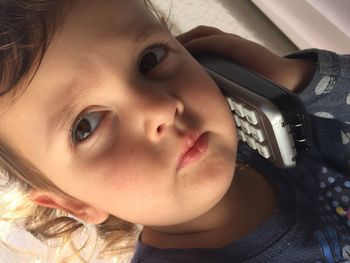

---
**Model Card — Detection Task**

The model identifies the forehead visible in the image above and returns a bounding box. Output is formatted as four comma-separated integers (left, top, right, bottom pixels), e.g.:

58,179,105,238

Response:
65,0,160,35
35,0,165,76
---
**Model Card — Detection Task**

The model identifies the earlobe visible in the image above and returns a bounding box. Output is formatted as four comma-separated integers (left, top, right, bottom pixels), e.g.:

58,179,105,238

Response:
29,189,109,225
82,207,110,225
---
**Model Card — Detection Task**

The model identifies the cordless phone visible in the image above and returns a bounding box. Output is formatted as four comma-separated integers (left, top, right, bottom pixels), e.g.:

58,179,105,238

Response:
195,53,313,168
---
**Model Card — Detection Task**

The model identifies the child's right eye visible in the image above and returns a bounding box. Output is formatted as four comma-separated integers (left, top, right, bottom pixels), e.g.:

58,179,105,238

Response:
70,111,107,145
139,44,167,75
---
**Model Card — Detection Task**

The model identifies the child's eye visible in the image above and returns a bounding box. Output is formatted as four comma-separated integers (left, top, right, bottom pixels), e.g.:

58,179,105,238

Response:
70,111,106,145
139,44,167,75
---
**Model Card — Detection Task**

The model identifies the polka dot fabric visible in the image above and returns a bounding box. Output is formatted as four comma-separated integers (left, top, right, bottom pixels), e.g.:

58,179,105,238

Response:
287,50,350,173
284,49,350,261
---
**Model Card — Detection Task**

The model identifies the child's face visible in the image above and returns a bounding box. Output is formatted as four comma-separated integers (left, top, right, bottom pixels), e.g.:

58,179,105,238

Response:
0,0,237,226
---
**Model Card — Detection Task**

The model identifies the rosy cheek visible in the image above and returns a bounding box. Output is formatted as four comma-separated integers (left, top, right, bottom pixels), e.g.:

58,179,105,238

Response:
99,147,148,187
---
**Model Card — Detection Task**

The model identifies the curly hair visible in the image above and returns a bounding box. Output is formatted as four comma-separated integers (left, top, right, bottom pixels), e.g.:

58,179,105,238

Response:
0,0,172,262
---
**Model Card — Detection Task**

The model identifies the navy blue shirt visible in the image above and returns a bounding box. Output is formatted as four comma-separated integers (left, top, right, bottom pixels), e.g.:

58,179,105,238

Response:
131,49,350,263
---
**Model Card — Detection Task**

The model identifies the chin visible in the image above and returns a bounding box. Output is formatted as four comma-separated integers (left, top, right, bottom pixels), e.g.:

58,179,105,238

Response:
201,148,236,200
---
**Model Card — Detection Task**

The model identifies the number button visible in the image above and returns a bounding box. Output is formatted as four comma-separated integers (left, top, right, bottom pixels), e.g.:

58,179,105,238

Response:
240,120,251,134
256,143,271,159
233,115,241,127
226,97,236,111
246,136,257,150
233,102,245,117
243,107,259,125
250,126,265,142
237,129,247,142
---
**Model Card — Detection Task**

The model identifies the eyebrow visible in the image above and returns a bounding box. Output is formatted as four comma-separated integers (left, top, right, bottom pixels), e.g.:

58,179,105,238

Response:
46,25,167,146
135,25,167,44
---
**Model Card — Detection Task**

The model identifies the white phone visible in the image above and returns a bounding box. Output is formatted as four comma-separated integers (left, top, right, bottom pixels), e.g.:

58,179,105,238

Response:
195,53,313,168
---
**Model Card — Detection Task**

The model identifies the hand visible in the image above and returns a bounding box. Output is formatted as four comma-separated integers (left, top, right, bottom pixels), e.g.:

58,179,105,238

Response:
176,26,315,93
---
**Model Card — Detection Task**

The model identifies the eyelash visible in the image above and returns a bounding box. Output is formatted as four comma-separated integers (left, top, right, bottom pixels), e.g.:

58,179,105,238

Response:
68,41,170,148
68,108,107,148
139,40,169,75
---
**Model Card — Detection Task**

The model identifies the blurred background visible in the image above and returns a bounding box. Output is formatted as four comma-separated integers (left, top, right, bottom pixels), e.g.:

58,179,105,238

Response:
155,0,349,54
1,0,349,262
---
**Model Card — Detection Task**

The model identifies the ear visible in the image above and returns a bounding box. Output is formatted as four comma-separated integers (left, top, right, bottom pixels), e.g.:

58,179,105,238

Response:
29,189,109,225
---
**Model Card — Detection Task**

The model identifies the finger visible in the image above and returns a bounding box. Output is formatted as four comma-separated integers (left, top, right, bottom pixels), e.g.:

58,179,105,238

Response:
176,25,223,44
184,35,281,78
176,26,222,44
182,34,243,58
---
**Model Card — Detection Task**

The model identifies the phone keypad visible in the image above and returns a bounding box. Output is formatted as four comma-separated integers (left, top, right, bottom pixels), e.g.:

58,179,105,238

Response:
227,97,271,159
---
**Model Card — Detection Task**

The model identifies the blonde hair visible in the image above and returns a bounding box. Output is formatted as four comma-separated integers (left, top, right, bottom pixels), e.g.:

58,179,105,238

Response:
0,0,172,262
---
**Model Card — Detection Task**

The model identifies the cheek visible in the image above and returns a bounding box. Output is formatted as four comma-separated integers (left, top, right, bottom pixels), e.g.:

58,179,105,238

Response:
176,61,230,115
95,138,175,199
95,152,177,224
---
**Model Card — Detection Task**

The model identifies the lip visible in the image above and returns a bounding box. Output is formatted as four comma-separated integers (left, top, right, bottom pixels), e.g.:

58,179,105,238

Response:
177,131,209,170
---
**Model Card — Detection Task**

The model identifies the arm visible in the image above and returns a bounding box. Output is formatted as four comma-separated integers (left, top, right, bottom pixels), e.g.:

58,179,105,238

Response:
176,26,316,93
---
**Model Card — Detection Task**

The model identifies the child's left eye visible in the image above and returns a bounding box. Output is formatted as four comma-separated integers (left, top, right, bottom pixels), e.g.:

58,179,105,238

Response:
139,44,167,75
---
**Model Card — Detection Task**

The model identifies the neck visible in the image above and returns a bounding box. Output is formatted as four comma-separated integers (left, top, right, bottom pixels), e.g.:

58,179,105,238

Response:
141,164,278,249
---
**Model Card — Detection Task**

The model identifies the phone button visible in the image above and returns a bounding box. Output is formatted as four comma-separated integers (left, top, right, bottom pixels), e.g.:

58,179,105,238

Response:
246,136,257,150
233,115,241,127
233,102,245,117
237,130,247,142
256,143,271,159
243,108,259,125
240,120,251,134
226,97,236,111
250,126,265,142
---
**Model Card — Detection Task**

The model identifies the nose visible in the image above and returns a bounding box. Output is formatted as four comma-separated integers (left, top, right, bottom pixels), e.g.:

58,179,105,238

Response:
142,93,184,142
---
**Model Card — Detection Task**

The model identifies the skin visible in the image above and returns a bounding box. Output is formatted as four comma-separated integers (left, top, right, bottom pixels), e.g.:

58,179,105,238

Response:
0,0,315,249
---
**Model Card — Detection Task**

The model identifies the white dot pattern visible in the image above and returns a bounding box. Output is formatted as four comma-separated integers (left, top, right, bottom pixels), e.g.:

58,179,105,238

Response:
342,196,350,203
332,201,339,207
335,186,342,192
314,111,335,119
325,204,332,211
341,130,350,145
239,62,350,259
314,75,334,95
306,137,350,253
328,177,335,183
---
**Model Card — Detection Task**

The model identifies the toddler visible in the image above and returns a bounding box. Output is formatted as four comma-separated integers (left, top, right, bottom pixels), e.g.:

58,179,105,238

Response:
0,0,349,262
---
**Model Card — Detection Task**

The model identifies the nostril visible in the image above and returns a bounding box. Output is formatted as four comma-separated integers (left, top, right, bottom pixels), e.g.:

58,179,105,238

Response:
157,125,163,134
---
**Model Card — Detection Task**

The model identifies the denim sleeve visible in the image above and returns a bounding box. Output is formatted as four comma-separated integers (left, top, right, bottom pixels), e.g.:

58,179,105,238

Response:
286,49,350,173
